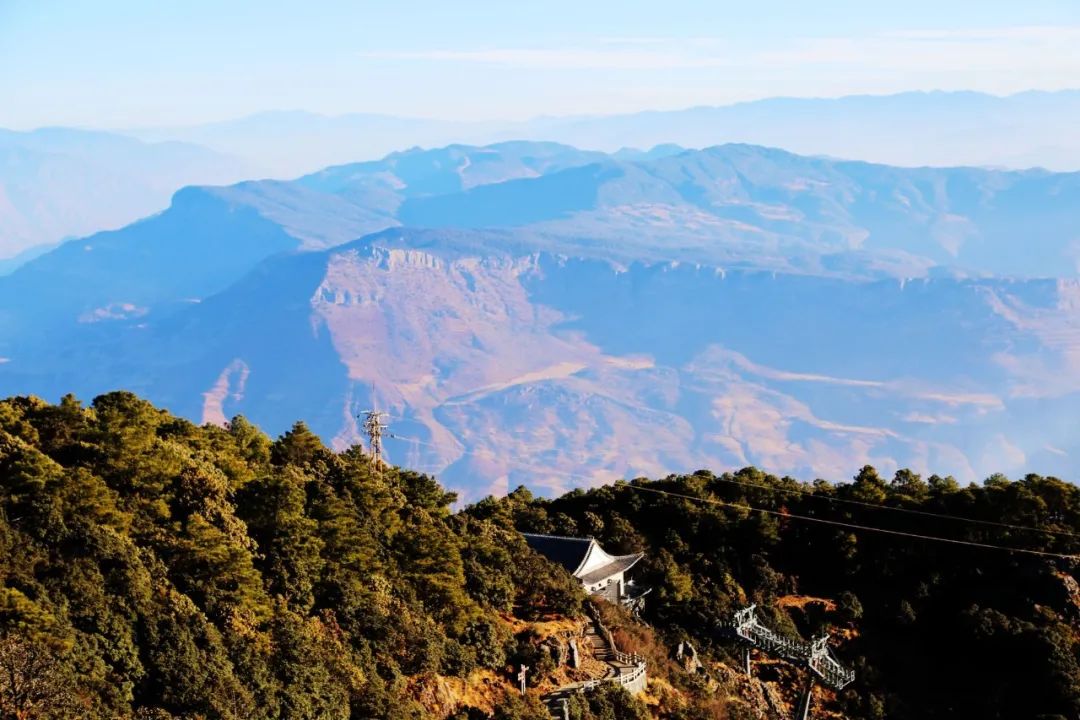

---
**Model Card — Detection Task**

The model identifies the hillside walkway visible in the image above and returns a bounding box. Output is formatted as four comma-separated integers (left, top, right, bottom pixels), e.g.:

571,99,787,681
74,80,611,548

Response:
542,617,647,719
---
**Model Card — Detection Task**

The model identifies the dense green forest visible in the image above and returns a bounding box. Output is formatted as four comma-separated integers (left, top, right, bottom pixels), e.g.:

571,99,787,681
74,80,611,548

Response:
1,393,1078,719
507,468,1080,719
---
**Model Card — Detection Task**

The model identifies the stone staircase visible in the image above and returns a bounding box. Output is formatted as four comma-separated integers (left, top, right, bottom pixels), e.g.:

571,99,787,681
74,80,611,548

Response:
584,622,615,668
542,617,647,719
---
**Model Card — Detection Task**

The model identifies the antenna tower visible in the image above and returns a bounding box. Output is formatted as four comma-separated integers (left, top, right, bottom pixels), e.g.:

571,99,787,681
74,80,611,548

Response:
360,410,388,466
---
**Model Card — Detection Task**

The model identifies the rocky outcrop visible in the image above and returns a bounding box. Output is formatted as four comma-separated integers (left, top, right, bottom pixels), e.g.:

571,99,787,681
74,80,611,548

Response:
713,663,790,720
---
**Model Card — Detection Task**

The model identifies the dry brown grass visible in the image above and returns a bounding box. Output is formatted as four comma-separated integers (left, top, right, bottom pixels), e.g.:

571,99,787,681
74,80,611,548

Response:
501,612,583,638
403,612,594,717
407,669,506,717
776,594,837,612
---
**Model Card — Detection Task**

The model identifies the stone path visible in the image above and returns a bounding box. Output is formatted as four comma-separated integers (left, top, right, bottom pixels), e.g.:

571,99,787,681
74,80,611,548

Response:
542,618,642,718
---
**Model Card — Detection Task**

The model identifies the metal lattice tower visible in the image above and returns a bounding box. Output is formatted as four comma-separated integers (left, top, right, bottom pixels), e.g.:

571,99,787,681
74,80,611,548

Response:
360,410,388,466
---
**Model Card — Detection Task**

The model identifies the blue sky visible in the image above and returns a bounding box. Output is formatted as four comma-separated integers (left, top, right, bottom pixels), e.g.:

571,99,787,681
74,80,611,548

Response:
2,0,1080,129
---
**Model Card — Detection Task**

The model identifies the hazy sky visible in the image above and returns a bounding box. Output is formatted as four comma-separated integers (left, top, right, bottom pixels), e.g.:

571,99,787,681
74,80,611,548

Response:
3,0,1080,129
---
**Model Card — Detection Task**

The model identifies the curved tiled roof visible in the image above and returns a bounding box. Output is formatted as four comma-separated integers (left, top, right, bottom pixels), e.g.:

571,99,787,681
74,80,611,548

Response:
522,533,594,574
522,532,643,583
577,552,644,585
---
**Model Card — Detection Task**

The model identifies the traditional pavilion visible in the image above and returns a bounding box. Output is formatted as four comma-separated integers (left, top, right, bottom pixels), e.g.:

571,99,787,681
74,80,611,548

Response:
522,533,648,607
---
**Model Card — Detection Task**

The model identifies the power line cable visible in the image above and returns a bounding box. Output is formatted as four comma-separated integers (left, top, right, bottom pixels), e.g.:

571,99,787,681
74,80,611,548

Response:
701,473,1080,538
388,433,1079,539
385,431,1079,551
625,485,1078,560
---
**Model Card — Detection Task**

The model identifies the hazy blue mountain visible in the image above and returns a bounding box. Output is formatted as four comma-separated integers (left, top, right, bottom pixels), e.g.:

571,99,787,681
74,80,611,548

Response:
11,140,1080,350
0,128,253,258
517,90,1080,171
6,139,1080,350
130,110,486,177
0,142,604,346
611,144,688,161
129,91,1080,176
297,141,605,203
5,140,1080,497
396,144,1080,277
0,242,56,276
3,227,1076,500
0,186,301,348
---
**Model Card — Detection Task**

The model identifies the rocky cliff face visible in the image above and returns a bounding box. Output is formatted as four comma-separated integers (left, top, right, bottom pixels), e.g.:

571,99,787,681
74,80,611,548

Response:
9,229,1065,500
4,143,1080,497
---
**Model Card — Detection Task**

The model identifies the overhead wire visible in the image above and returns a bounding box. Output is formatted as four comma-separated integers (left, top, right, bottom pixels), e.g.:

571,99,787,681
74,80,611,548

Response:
625,485,1079,560
388,432,1078,539
382,431,1080,558
702,472,1080,538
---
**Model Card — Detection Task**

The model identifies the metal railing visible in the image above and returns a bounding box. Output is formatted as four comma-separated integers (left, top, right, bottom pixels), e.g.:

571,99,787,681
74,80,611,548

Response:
732,605,854,690
578,656,646,691
571,605,649,694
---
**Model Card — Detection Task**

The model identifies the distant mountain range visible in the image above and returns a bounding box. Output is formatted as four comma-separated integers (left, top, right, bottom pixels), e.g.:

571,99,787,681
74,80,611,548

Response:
126,90,1080,176
5,89,1078,262
3,141,1080,497
518,90,1080,172
0,128,253,259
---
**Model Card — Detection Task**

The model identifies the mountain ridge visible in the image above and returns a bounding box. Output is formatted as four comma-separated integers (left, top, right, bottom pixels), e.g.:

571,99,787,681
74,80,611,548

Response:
0,127,254,258
121,89,1080,175
5,140,1080,497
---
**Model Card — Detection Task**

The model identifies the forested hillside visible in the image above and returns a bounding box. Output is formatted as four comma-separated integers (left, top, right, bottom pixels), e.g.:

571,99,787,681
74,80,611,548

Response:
508,469,1080,719
0,393,584,719
1,393,1078,719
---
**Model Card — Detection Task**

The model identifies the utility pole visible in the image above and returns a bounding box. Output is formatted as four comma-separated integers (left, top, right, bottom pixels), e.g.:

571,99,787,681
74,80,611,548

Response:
796,677,815,720
518,664,529,696
360,410,388,466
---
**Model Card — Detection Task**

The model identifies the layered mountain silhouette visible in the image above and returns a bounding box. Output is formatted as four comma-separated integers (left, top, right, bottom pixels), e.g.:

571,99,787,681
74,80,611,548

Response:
130,90,1080,176
4,141,1080,497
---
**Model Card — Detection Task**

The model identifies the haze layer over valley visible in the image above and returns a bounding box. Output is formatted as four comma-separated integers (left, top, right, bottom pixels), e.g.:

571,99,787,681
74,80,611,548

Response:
131,90,1080,176
3,141,1079,498
0,128,253,260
